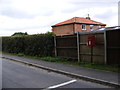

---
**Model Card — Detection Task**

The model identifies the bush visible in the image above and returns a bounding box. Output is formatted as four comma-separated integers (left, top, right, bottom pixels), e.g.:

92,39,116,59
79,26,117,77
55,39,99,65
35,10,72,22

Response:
2,33,54,57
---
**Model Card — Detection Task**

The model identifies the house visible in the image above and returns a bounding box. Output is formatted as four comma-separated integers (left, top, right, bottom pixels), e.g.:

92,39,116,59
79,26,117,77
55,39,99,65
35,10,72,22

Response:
51,16,106,36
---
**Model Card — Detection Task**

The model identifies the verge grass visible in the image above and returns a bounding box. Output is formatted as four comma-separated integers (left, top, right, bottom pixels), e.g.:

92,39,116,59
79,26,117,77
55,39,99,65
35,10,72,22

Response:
2,52,119,73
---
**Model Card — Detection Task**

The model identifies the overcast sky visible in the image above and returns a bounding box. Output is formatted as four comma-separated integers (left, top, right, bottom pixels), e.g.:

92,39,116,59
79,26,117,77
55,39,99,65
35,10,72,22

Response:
0,0,119,36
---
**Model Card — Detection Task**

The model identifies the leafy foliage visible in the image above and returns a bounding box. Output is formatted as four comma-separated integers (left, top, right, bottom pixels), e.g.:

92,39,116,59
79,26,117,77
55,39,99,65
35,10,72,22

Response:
11,32,28,36
2,33,54,57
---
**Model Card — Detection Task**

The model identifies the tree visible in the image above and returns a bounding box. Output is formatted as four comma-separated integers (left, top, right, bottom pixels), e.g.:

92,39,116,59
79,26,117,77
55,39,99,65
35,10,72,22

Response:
12,32,28,36
45,31,55,36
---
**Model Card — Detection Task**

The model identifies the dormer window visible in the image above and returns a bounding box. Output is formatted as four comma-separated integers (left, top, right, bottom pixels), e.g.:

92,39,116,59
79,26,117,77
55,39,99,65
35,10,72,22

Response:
82,24,86,30
98,25,101,29
90,25,94,31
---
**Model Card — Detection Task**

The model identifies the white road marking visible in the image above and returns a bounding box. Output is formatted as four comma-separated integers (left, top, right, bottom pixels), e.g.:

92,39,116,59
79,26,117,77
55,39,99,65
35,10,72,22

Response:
47,79,77,89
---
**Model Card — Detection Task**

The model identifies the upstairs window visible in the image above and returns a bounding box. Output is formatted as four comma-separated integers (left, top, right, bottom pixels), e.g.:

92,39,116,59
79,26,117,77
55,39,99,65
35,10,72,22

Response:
90,25,94,31
98,25,101,29
82,24,86,30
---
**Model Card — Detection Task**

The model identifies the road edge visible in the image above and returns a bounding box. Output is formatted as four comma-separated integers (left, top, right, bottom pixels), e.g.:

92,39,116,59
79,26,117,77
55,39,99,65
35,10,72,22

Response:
2,57,120,88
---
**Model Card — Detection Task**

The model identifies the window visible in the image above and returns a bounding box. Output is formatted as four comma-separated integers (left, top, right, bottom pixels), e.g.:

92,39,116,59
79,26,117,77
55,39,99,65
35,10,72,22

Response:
82,24,86,30
98,25,101,29
90,25,94,31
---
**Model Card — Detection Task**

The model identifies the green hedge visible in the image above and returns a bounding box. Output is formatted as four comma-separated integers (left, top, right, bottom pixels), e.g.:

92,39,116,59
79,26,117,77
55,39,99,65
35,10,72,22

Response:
2,33,54,57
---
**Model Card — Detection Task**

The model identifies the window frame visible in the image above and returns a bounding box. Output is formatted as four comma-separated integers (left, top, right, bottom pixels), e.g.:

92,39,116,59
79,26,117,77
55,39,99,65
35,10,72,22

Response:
82,24,86,30
98,25,101,29
90,25,94,31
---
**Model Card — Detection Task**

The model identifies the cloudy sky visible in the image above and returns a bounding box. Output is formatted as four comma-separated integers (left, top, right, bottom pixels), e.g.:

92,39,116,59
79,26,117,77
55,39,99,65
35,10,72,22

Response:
0,0,119,36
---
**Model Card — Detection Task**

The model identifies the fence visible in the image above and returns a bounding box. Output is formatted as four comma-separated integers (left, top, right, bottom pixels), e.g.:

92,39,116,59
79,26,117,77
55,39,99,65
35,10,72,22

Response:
54,29,120,65
106,30,120,64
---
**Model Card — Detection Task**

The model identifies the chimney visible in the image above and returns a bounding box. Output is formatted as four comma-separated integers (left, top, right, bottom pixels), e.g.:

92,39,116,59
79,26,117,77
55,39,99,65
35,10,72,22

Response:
86,14,90,20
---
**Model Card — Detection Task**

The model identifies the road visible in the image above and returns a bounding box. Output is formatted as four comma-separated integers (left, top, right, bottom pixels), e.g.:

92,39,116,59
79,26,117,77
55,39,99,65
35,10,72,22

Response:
2,58,111,89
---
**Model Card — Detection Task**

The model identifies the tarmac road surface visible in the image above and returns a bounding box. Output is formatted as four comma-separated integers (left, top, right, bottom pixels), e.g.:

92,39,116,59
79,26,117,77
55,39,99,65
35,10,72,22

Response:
2,58,111,89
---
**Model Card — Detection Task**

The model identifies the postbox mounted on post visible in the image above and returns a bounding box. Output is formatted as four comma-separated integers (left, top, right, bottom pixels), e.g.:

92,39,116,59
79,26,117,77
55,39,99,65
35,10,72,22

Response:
86,35,96,47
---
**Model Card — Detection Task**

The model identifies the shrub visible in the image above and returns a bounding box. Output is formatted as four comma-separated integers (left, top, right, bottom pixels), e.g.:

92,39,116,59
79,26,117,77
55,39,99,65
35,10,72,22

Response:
2,33,54,57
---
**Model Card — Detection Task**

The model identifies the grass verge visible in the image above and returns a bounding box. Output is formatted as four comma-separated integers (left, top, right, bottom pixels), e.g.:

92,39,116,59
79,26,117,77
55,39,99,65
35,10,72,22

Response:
2,52,119,73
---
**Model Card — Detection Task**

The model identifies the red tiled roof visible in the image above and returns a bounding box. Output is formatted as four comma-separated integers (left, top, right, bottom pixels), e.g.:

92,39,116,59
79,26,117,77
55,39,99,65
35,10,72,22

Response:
52,17,106,27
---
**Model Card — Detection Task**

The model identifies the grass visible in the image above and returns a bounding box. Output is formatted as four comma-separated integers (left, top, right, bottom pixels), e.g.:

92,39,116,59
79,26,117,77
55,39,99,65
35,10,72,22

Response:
17,53,25,56
40,57,68,62
79,63,119,73
2,52,120,73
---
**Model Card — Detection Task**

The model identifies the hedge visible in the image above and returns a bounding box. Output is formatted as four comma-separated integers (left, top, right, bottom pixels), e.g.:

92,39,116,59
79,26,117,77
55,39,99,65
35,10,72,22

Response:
2,33,54,57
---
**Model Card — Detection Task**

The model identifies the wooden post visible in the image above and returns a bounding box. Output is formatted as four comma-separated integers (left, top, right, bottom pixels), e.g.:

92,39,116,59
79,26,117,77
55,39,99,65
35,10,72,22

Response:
91,46,93,63
104,31,107,64
77,32,80,62
54,36,57,57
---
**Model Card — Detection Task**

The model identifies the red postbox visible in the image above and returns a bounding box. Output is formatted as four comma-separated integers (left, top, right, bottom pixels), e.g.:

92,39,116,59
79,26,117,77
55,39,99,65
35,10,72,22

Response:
87,35,96,47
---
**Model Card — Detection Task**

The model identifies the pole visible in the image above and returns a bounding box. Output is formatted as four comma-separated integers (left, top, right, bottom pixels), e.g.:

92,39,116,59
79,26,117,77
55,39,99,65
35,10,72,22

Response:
104,31,107,64
77,32,80,62
54,36,57,57
91,46,93,63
